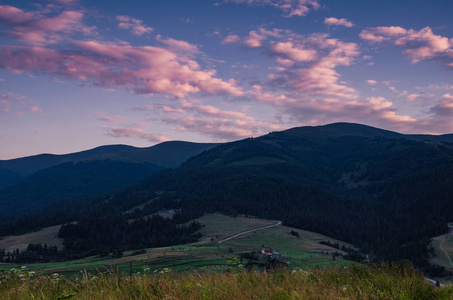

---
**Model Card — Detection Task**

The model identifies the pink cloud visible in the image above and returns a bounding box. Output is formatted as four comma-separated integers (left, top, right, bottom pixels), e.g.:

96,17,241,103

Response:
0,100,10,114
252,89,416,131
269,42,318,62
221,34,241,45
102,126,169,143
157,36,199,54
359,26,407,43
116,15,153,36
425,83,453,91
95,112,125,122
324,17,354,28
161,105,186,114
148,99,282,140
244,30,267,48
1,92,26,100
0,5,96,44
0,92,27,115
430,94,453,116
406,93,424,102
413,94,453,133
366,80,377,85
229,29,360,101
0,41,243,98
30,106,42,113
49,0,79,5
361,26,453,66
221,0,321,17
395,27,451,63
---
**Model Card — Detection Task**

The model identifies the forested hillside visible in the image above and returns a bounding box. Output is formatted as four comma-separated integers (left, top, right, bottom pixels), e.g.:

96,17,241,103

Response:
0,141,218,220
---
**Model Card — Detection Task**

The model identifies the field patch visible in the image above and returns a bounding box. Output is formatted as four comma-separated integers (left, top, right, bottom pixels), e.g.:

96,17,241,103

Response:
0,225,63,253
0,214,354,274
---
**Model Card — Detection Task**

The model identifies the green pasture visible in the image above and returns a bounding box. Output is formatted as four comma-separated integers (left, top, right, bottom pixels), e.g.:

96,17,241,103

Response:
0,214,354,275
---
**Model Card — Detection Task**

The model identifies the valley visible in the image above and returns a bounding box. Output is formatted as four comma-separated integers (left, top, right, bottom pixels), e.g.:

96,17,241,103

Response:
0,214,352,275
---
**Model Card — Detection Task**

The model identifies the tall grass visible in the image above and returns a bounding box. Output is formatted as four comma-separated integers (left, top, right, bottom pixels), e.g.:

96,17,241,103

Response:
0,264,451,299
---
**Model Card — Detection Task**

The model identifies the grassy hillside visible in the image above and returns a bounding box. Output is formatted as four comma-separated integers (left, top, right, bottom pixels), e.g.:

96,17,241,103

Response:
1,264,451,299
0,214,351,275
0,225,63,253
431,223,453,283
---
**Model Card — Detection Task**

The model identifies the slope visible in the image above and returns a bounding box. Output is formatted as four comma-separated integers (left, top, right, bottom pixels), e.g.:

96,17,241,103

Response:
0,141,219,220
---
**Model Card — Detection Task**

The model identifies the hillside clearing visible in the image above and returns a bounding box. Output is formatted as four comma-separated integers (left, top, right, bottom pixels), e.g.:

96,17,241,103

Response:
0,225,63,253
0,214,353,274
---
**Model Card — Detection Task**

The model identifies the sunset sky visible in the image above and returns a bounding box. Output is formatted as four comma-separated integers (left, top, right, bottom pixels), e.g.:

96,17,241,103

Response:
1,0,453,159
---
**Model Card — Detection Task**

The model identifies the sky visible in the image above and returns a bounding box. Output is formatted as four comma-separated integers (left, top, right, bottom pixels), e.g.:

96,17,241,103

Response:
1,0,453,159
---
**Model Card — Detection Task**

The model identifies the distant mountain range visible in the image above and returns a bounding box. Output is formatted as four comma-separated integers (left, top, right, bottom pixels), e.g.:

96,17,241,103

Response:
0,141,218,219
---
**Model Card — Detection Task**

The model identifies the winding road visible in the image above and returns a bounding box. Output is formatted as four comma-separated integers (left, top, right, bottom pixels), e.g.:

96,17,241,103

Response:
439,224,453,267
217,221,282,244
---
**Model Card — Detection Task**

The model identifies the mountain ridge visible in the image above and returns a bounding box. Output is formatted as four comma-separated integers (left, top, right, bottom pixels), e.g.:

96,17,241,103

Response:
0,141,219,219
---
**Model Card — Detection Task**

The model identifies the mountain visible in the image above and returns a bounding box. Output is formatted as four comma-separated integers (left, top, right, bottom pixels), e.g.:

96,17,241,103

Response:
283,122,453,142
99,122,453,267
0,141,218,219
87,141,220,168
0,145,137,188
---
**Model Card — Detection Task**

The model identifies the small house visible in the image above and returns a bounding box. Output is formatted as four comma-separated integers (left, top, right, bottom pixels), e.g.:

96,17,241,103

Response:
261,246,274,256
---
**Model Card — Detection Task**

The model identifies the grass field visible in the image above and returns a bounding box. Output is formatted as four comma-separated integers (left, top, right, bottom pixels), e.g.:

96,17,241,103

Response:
0,214,354,275
1,263,451,299
431,223,453,283
0,225,63,253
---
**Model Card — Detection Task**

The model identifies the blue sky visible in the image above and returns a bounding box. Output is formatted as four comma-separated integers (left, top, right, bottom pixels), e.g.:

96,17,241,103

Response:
1,0,453,159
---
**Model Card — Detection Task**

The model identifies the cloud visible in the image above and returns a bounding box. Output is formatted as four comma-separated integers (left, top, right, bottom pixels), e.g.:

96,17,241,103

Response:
366,80,377,85
252,88,416,131
221,34,241,45
395,27,451,63
156,36,199,54
95,112,125,122
324,17,354,28
220,0,321,17
102,126,169,143
269,41,318,62
360,26,453,66
415,94,453,133
1,92,26,100
116,15,153,36
406,93,424,102
0,92,26,115
148,99,282,140
49,0,79,5
0,5,96,44
424,83,453,91
0,41,243,98
30,106,42,113
382,80,399,93
245,30,268,48
430,94,453,116
225,28,360,101
0,100,10,114
359,26,407,43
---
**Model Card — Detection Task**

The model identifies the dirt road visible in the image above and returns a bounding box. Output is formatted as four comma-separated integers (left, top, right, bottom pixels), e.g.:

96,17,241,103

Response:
217,221,282,244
